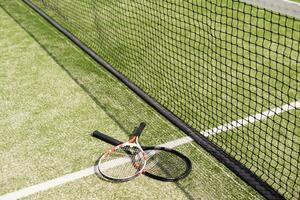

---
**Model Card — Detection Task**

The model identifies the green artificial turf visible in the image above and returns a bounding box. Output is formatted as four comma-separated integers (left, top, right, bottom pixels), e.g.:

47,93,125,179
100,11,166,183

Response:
1,0,299,199
0,0,264,199
23,0,299,199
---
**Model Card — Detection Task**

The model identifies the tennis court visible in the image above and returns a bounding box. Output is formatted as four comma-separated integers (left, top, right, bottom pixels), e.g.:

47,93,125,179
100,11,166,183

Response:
0,0,299,199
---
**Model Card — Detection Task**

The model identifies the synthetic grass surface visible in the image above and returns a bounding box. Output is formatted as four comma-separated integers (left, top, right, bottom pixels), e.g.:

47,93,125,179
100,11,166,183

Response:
0,0,263,199
25,0,299,199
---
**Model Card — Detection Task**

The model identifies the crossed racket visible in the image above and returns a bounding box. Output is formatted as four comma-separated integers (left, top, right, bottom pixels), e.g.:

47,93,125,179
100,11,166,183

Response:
92,122,192,182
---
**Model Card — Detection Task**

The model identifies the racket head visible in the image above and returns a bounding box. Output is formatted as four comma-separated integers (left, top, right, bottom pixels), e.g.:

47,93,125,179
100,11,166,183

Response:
142,146,192,182
97,142,147,182
92,128,192,182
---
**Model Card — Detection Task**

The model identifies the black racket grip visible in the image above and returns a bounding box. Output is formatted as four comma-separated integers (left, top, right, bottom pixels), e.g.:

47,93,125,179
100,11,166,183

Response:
132,122,146,137
92,130,122,145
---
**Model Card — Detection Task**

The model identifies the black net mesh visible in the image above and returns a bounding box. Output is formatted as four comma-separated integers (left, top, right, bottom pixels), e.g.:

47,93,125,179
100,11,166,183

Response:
28,0,299,199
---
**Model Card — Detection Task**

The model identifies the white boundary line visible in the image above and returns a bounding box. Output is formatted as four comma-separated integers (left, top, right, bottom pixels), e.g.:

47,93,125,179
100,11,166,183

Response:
240,0,300,18
0,167,95,200
0,101,299,200
201,101,300,137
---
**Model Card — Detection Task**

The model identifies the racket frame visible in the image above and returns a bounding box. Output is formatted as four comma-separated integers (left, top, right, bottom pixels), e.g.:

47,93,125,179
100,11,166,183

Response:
97,123,147,182
92,129,192,182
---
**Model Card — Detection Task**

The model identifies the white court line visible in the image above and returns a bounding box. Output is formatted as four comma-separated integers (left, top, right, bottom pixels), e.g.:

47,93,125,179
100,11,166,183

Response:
0,101,299,200
0,167,95,200
201,101,300,137
240,0,300,18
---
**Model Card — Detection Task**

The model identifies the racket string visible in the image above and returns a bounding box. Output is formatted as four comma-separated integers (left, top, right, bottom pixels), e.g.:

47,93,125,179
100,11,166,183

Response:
98,145,146,180
145,150,189,178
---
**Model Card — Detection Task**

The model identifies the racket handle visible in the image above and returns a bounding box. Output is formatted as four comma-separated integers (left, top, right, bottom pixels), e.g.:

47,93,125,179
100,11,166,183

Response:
91,130,122,145
133,122,146,137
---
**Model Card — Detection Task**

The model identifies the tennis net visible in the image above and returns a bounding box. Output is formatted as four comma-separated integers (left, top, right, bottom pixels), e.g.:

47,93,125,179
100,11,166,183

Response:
24,0,299,199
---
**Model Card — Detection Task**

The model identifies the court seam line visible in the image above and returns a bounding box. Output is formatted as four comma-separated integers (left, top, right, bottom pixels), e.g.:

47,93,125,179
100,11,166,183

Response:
0,101,299,200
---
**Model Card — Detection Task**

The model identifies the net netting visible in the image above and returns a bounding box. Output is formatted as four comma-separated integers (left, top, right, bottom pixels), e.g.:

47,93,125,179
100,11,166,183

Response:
27,0,299,199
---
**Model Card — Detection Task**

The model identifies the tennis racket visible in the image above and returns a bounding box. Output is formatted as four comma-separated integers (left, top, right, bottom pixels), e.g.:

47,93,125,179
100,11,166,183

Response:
92,128,192,182
97,122,146,182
